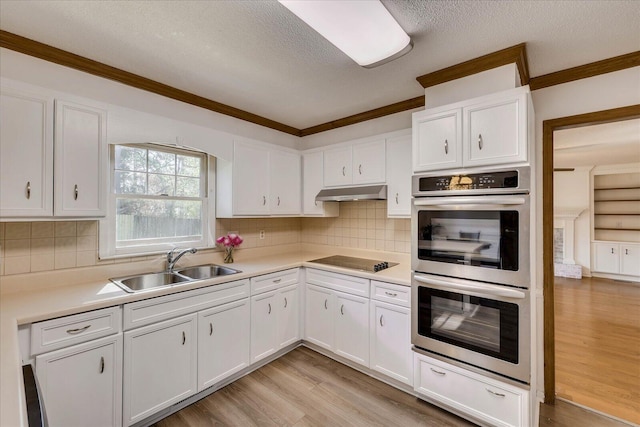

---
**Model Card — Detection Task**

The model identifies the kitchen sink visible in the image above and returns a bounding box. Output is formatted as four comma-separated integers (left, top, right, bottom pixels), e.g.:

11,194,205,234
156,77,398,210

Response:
110,264,241,293
175,264,241,280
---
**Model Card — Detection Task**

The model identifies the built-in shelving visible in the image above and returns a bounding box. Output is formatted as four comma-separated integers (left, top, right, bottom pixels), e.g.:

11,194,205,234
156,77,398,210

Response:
593,172,640,242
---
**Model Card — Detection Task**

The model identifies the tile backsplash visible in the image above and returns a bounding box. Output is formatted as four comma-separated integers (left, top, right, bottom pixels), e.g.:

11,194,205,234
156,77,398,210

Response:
0,201,409,276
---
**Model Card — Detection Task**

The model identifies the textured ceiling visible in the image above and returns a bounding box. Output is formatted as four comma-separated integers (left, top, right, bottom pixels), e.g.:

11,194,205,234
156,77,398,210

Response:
0,0,639,130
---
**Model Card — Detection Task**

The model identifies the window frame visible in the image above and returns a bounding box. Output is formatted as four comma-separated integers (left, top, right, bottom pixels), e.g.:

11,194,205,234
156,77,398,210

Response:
99,143,215,259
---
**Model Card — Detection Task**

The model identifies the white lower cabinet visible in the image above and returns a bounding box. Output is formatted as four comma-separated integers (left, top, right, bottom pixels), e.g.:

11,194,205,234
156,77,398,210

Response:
593,241,640,277
334,291,369,366
250,274,300,363
414,352,529,427
123,314,198,426
304,284,335,349
370,301,412,385
198,299,250,391
35,333,123,427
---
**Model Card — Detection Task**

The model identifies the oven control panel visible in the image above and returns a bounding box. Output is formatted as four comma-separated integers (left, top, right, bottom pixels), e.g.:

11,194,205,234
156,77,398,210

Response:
418,170,519,192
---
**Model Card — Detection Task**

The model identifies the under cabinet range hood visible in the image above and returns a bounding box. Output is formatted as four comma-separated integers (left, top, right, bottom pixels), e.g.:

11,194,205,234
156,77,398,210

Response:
315,185,387,202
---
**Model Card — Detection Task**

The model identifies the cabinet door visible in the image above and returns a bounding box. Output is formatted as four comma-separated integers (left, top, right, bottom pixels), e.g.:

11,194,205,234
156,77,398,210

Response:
412,109,461,172
370,301,412,385
334,291,369,366
270,149,301,215
464,93,527,167
0,86,53,217
198,299,250,391
305,284,334,350
123,314,197,426
620,244,640,276
54,99,107,216
278,284,300,348
323,146,352,187
35,334,122,427
352,139,385,185
386,134,412,217
303,151,338,216
233,141,270,215
250,291,278,363
594,242,619,274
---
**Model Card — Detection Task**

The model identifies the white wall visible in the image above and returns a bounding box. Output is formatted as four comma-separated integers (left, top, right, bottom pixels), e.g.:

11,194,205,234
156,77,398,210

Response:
531,66,640,400
553,167,592,272
0,48,300,150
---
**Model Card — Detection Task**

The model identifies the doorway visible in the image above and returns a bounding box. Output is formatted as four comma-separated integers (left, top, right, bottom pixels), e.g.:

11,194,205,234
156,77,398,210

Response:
542,105,640,422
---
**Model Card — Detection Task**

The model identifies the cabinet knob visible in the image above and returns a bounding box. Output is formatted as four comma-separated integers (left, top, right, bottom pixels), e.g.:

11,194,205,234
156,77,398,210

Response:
444,139,448,155
478,134,483,150
26,181,31,199
74,184,79,200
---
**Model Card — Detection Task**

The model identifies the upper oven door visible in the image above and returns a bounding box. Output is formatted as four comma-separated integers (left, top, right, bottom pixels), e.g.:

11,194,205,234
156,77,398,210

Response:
411,194,530,288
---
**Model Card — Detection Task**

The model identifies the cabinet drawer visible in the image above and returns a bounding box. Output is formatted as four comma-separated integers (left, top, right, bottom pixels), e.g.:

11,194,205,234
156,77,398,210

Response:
123,279,249,330
251,268,298,295
31,306,121,355
306,268,369,297
371,281,410,307
414,354,528,427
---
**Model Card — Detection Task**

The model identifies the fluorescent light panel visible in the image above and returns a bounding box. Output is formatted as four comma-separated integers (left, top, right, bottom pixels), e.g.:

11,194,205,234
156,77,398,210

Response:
279,0,412,68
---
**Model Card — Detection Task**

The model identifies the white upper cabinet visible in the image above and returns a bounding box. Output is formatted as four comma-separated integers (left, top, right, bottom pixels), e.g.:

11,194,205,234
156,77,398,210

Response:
217,140,301,217
413,86,531,172
324,139,385,187
302,151,339,216
0,84,54,217
54,99,107,216
1,80,107,218
270,149,301,215
413,109,462,172
386,134,412,217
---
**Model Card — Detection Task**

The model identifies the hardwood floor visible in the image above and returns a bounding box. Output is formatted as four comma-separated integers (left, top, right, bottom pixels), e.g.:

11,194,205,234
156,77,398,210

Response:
554,276,640,425
153,346,635,427
153,347,475,427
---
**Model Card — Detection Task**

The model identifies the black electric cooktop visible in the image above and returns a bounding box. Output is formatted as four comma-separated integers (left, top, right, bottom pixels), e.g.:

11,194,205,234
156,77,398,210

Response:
308,255,398,273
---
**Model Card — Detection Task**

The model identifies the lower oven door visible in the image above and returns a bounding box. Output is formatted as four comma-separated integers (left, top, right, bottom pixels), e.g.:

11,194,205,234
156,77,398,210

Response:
411,273,530,383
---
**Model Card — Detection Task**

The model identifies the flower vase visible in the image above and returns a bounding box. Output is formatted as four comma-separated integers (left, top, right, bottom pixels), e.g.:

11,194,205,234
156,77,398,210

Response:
223,247,234,263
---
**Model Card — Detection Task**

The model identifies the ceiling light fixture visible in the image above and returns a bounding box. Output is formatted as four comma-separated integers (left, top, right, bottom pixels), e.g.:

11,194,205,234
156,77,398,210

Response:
279,0,412,68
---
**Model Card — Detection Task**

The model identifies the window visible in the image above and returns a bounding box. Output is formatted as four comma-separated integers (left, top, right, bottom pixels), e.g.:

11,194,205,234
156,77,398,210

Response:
101,144,211,257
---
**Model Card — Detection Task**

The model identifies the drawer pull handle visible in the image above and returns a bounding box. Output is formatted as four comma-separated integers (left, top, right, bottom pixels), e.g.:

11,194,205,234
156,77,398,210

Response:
384,291,398,297
273,279,282,284
263,195,266,205
284,297,288,308
74,184,79,200
486,388,506,397
324,299,328,310
277,196,281,206
395,193,399,204
26,181,31,199
611,248,614,254
444,139,448,155
268,303,272,314
66,325,91,335
358,164,362,175
379,315,384,327
342,166,346,176
210,322,213,336
182,331,186,345
430,368,446,376
625,248,629,255
478,134,483,150
99,356,105,374
340,304,344,315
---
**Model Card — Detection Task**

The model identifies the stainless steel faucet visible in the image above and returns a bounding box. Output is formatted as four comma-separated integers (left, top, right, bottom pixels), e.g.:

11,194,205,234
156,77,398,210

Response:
167,247,197,272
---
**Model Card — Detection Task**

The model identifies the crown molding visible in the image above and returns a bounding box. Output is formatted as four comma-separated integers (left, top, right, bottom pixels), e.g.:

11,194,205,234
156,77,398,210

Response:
416,43,530,89
529,51,640,91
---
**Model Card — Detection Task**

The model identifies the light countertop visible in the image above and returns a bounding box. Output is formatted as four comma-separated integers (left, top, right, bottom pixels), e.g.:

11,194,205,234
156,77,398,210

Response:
0,244,410,427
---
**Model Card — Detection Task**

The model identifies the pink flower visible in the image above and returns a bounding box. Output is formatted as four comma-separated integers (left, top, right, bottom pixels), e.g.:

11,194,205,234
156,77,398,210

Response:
215,236,225,244
216,233,243,248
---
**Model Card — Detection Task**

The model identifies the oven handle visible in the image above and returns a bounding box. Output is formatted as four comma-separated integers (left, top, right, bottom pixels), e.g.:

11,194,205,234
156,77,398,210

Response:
413,196,526,208
413,275,526,299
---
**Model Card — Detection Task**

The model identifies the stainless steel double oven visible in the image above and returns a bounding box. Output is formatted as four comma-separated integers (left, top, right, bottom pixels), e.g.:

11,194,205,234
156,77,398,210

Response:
411,166,531,384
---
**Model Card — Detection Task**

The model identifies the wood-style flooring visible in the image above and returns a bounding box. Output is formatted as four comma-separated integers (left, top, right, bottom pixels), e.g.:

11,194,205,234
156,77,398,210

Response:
554,276,640,425
153,346,633,427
